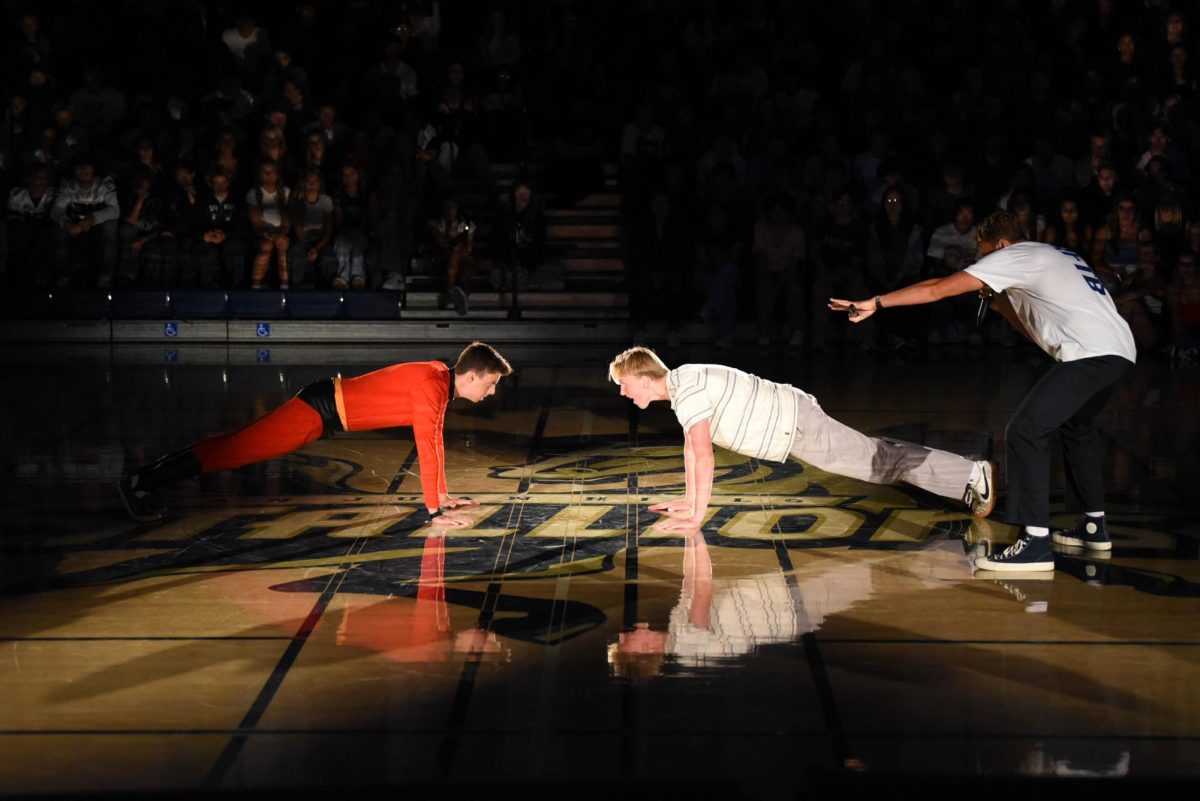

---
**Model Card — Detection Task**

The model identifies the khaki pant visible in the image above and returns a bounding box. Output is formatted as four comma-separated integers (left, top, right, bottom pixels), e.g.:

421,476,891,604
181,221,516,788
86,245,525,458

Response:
788,391,975,503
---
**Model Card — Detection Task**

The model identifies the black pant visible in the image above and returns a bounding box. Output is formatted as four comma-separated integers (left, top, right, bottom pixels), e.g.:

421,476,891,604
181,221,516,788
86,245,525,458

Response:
1004,355,1133,528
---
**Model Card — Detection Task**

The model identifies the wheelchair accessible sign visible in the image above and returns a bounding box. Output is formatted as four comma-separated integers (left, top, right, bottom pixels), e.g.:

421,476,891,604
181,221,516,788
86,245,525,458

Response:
256,322,271,337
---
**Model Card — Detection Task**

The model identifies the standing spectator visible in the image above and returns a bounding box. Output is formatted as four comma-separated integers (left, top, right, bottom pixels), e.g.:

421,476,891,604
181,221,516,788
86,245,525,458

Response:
428,197,475,316
332,163,369,290
118,168,172,287
489,182,545,293
288,169,335,288
246,160,291,289
50,155,119,288
5,164,55,287
194,167,244,288
752,194,807,348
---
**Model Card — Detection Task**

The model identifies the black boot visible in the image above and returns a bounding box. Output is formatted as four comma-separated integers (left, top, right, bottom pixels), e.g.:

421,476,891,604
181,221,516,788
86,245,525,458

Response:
117,448,202,522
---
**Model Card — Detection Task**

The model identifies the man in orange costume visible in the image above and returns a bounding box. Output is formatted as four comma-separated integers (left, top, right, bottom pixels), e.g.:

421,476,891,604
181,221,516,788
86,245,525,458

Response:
118,341,511,528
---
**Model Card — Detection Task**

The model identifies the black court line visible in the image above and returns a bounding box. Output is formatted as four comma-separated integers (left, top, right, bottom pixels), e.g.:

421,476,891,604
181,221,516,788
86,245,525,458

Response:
385,442,422,494
433,370,558,780
202,538,366,789
4,635,1197,646
620,400,641,779
4,728,1199,741
772,540,851,767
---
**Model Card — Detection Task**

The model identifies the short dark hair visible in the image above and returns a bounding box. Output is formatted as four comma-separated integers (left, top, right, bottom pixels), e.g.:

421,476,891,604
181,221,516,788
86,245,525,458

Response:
454,341,512,376
976,210,1027,246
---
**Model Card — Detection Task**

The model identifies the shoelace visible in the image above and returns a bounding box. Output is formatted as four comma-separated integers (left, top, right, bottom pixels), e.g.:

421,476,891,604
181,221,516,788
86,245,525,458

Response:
1000,537,1030,558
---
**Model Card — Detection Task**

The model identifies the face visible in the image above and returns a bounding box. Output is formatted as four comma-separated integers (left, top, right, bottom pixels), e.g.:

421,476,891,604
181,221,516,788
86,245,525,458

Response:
458,370,501,402
1150,127,1168,149
1061,200,1078,221
263,129,284,150
28,170,47,195
259,164,278,186
267,111,287,131
307,134,323,155
341,165,359,188
954,206,975,232
319,106,335,127
175,167,193,188
1098,168,1116,193
138,142,154,161
1118,34,1135,60
514,184,531,210
617,374,657,409
1117,199,1136,221
304,173,321,194
883,190,903,216
75,164,94,185
210,174,229,195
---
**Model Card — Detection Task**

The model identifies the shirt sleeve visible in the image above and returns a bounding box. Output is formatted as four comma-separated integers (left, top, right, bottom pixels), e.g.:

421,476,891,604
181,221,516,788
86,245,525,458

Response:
672,368,714,433
965,247,1024,293
410,367,449,511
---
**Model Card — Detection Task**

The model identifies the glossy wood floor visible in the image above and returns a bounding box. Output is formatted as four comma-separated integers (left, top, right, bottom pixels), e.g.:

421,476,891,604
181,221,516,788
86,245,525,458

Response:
0,342,1197,799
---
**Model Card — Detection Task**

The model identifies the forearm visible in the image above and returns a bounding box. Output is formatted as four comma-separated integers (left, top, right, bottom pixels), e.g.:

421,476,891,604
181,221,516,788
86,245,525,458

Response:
689,451,714,522
875,277,947,308
682,438,696,501
991,292,1035,342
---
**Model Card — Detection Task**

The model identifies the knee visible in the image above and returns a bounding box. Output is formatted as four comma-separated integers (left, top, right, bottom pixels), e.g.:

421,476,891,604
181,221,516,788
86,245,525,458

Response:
1005,415,1050,445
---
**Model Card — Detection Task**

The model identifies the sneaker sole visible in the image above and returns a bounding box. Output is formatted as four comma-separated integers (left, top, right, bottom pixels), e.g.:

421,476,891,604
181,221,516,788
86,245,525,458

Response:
972,556,1055,572
1050,533,1112,551
116,479,163,523
970,461,996,518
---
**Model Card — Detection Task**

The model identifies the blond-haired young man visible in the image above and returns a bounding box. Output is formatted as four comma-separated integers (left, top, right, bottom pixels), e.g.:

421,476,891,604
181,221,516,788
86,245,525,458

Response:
609,346,994,533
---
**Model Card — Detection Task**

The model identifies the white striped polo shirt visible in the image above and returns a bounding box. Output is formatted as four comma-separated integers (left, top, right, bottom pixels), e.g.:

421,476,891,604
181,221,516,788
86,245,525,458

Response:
666,364,804,463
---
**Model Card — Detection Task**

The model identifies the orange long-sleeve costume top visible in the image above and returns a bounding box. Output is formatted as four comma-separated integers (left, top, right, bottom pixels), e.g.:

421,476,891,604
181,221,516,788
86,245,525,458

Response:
334,361,453,511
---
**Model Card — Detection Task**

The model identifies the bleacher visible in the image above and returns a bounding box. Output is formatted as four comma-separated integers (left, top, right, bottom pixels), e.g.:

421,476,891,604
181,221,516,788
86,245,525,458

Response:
0,163,636,345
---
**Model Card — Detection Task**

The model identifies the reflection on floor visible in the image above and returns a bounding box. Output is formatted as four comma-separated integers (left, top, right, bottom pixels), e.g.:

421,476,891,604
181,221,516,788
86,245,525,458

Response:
0,345,1197,799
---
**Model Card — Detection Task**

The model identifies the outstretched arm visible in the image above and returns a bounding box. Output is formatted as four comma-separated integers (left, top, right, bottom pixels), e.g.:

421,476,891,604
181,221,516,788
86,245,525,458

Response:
656,421,714,532
830,269,985,323
649,423,695,513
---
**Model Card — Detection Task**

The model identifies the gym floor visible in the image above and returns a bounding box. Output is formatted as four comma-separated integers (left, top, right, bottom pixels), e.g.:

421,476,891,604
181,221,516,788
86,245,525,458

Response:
0,343,1196,799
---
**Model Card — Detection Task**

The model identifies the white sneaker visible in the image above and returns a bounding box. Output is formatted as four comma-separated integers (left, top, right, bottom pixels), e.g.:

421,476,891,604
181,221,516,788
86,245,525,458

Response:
964,460,996,518
381,273,404,291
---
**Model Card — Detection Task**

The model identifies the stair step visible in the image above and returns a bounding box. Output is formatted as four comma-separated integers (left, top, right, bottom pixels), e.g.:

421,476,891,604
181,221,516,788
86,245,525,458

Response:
546,223,621,239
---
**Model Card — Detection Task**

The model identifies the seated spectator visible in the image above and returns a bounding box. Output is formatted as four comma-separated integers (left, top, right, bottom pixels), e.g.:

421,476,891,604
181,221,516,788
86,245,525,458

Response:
258,125,295,185
1081,160,1120,227
303,104,352,161
369,148,419,291
1168,249,1200,364
332,163,369,290
868,158,920,216
302,130,339,192
5,164,56,287
684,203,738,350
489,182,545,293
1042,194,1094,258
1009,190,1046,241
222,14,272,89
1075,130,1113,189
163,163,201,286
1136,121,1188,182
1114,238,1169,352
246,160,291,289
1093,194,1151,289
1152,191,1188,267
119,167,173,287
288,168,335,288
811,188,872,351
428,197,476,316
194,167,244,288
926,197,978,274
923,160,973,230
752,193,807,348
50,154,119,288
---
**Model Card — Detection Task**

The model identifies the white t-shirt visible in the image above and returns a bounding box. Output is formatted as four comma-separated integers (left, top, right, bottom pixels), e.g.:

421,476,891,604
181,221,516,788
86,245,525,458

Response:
667,364,810,463
246,186,290,230
966,241,1137,363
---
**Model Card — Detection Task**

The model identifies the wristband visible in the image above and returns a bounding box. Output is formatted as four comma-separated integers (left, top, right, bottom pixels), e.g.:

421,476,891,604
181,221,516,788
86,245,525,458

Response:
427,507,444,520
874,296,885,310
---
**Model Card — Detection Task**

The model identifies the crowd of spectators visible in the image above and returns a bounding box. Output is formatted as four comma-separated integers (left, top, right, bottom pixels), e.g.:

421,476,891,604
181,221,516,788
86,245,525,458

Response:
0,1,561,315
613,0,1200,363
2,1,1199,360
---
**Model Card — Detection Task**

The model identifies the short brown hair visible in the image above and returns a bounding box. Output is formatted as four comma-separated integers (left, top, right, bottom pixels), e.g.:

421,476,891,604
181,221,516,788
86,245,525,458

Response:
975,210,1027,247
608,346,669,383
454,341,512,376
